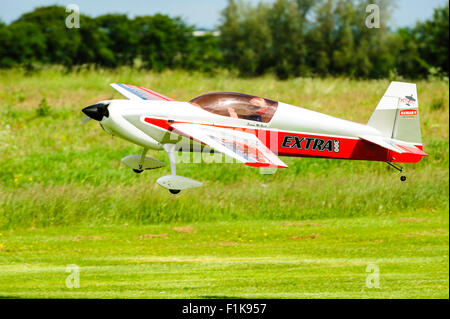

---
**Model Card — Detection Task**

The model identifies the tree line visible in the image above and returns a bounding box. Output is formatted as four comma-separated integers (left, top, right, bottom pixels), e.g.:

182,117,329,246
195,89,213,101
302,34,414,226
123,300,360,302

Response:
0,1,448,79
220,0,448,79
0,5,221,72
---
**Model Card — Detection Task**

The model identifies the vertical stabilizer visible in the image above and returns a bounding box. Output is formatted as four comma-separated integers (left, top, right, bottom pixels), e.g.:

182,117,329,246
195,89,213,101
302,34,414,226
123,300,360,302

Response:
367,81,422,144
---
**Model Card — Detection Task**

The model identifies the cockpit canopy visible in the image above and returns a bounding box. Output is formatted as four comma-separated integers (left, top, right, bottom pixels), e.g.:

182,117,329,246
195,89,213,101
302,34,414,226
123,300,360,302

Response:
189,92,278,123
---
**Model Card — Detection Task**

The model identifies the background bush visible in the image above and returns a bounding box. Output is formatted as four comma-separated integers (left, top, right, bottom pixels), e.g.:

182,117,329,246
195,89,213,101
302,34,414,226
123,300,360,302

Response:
0,1,448,79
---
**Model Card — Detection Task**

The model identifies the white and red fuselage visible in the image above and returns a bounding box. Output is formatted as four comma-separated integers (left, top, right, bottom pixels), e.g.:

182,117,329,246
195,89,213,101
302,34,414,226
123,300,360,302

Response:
83,82,427,192
99,98,424,164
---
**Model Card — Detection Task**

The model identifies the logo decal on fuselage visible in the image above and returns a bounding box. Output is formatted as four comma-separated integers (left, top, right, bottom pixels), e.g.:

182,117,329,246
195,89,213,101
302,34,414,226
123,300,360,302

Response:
281,135,339,152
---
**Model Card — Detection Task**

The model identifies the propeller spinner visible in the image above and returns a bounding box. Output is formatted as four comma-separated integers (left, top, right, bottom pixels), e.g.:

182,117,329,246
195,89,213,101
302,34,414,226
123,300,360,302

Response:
82,102,110,121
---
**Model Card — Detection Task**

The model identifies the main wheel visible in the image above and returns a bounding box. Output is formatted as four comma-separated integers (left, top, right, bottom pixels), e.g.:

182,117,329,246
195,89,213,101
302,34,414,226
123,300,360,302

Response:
133,169,143,173
169,189,181,194
400,175,406,181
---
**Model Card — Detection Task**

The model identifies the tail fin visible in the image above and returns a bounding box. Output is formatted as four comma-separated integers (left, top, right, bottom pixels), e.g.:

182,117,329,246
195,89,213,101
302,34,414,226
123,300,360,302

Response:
367,81,422,144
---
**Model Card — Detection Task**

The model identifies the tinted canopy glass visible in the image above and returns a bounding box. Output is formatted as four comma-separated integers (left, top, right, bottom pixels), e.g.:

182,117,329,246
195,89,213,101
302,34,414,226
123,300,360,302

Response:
189,92,278,123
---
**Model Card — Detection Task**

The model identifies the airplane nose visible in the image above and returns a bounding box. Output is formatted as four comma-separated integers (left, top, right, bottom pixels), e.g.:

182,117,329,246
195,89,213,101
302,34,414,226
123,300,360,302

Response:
82,103,109,121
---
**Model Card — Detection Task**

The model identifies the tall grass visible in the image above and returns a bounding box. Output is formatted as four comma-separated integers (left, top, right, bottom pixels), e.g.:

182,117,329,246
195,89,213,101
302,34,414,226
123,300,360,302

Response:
0,68,448,229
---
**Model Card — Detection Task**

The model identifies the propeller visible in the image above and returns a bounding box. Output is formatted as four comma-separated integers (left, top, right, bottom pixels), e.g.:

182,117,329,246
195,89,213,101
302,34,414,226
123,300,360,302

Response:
82,102,110,122
81,116,91,125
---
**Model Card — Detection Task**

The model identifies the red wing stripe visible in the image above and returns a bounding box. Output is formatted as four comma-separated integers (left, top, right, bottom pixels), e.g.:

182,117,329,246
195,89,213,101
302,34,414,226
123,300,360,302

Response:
245,162,288,168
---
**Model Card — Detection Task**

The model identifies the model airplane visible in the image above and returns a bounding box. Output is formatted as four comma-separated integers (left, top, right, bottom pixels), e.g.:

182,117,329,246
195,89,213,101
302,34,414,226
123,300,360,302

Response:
82,81,428,194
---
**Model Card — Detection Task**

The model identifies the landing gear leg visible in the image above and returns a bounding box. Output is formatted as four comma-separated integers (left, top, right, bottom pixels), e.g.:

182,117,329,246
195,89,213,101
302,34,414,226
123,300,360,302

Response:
156,144,202,194
133,147,148,173
164,144,180,194
386,162,406,181
164,144,177,176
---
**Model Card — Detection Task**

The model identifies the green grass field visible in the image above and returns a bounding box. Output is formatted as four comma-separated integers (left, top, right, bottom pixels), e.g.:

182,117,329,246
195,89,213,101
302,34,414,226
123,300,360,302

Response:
0,67,448,298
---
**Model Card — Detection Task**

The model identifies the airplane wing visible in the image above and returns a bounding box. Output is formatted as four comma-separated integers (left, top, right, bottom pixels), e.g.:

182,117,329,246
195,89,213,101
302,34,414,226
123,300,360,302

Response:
110,83,174,101
171,123,288,168
359,135,428,156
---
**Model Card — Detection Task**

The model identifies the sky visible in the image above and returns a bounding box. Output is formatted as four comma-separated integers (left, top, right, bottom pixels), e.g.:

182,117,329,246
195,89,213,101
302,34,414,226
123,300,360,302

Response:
0,0,448,29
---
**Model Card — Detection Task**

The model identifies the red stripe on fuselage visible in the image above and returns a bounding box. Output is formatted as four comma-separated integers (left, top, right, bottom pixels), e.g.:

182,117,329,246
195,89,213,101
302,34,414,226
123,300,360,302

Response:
276,132,389,161
143,117,423,163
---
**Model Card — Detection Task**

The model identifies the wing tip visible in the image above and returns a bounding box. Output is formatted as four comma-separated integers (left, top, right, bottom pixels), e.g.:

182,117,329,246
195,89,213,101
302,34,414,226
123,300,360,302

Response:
110,83,174,101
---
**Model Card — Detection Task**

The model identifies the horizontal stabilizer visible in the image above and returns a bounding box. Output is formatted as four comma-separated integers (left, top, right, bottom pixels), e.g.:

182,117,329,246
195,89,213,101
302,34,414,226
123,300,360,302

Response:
394,144,428,156
360,135,405,153
360,135,428,156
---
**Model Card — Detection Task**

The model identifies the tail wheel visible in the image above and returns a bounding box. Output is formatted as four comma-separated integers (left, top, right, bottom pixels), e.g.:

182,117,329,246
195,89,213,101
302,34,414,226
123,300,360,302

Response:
133,169,143,173
169,189,181,194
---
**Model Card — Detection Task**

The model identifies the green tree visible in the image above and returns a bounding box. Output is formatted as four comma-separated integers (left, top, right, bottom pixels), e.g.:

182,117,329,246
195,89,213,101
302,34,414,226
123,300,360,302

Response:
267,0,307,79
219,0,272,76
95,14,138,66
295,0,316,18
350,0,395,78
414,3,449,76
218,0,241,70
15,6,116,68
134,14,194,70
15,6,82,66
1,22,46,68
0,21,14,67
332,0,356,76
183,34,223,72
74,16,116,67
307,0,335,76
